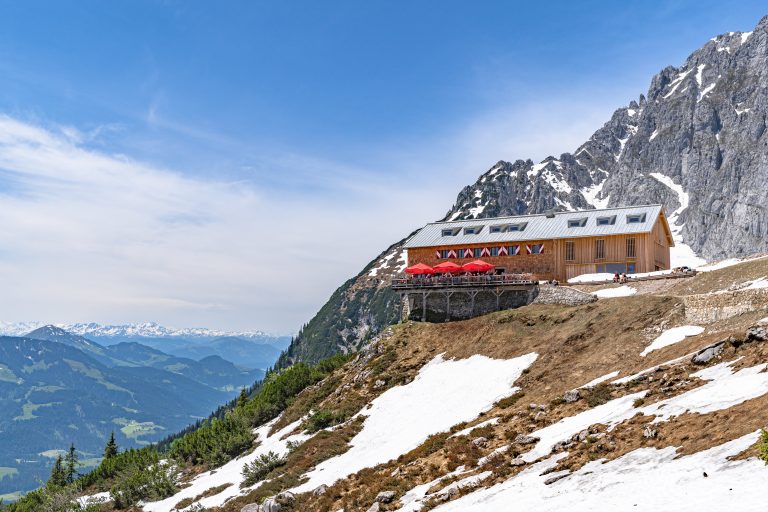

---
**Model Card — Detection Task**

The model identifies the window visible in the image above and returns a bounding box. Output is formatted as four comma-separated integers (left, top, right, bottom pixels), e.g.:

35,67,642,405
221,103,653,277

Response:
464,226,483,235
473,248,483,258
530,243,544,254
491,246,500,256
627,263,637,274
441,228,460,236
565,241,575,261
568,218,587,228
626,213,647,224
595,239,605,259
598,263,628,274
489,225,504,233
626,237,636,258
596,215,616,226
508,222,527,232
439,250,451,259
507,245,520,256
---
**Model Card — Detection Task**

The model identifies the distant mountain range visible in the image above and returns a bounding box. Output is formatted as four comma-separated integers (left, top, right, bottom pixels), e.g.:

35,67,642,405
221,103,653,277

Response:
0,324,283,498
0,321,285,341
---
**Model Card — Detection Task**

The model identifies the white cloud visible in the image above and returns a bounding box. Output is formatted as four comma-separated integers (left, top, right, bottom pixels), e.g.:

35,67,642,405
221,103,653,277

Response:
0,115,440,332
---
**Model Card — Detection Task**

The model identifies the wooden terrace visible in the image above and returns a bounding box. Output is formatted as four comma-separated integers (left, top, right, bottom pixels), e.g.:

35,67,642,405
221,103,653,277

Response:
391,274,537,291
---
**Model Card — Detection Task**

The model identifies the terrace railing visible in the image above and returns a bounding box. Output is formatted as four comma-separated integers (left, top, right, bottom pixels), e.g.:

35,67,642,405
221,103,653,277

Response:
391,274,537,290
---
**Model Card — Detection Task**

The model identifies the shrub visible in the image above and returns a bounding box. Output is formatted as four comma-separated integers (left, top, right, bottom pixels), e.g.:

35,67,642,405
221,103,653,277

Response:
495,392,524,409
241,451,287,487
307,410,335,432
110,462,178,509
633,397,646,408
584,384,613,408
760,430,768,464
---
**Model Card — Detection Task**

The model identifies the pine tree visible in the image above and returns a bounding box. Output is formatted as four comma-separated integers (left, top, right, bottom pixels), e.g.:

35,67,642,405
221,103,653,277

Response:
236,388,249,408
48,455,68,487
65,443,79,484
104,431,119,459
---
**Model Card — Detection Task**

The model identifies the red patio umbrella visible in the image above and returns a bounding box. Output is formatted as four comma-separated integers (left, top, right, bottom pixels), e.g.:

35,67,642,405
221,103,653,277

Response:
405,263,434,275
462,259,495,272
433,261,463,274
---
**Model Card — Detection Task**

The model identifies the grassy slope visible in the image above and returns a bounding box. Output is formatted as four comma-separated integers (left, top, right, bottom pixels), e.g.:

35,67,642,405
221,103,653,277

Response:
61,258,768,511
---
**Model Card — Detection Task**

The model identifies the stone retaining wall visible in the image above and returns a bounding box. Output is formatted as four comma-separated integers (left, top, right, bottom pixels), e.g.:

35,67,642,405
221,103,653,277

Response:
683,288,768,323
405,288,537,322
531,285,598,306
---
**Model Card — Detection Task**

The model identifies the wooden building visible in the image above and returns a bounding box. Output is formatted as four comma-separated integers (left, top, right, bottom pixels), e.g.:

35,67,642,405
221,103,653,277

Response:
403,205,674,281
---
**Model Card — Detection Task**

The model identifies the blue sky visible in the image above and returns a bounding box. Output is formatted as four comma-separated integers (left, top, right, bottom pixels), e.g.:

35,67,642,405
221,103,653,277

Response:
0,1,765,332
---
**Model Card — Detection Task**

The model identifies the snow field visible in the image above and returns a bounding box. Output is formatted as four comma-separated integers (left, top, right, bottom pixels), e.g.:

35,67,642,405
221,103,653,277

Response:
593,285,636,298
640,325,704,357
523,360,768,463
291,352,538,493
579,371,620,388
434,432,764,512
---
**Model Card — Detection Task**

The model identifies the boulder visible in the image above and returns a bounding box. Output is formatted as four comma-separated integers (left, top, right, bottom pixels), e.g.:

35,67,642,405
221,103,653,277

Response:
544,474,568,485
691,342,725,365
472,437,488,447
312,484,328,497
373,379,386,389
241,505,261,512
260,498,281,512
563,389,581,403
366,502,381,512
276,491,295,505
643,426,658,439
375,490,396,503
514,434,540,445
746,325,767,342
509,457,526,466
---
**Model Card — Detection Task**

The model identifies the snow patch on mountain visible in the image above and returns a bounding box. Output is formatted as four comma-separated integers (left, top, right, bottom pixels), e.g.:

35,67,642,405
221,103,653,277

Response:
292,352,538,493
640,325,705,357
649,172,707,268
433,432,763,512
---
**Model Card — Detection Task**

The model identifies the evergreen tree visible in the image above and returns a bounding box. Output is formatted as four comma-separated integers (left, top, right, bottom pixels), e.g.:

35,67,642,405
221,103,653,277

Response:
236,387,249,408
64,443,79,484
48,455,68,487
104,431,119,460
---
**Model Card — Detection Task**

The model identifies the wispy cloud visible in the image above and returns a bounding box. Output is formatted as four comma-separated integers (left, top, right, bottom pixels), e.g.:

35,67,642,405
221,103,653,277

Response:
0,115,447,332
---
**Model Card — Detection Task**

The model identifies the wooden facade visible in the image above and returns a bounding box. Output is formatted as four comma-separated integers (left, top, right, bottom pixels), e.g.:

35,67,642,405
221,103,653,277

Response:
407,212,673,282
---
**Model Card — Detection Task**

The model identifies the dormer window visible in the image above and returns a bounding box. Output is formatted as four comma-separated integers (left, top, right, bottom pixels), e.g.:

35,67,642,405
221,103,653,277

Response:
568,218,588,228
596,215,616,226
489,222,527,233
441,228,461,237
626,213,647,224
463,226,483,235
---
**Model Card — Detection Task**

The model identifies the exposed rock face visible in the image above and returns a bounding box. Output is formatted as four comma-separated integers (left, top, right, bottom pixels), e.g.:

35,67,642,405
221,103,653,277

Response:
514,434,540,445
279,16,768,366
375,490,396,503
692,341,726,364
445,17,768,261
564,389,581,403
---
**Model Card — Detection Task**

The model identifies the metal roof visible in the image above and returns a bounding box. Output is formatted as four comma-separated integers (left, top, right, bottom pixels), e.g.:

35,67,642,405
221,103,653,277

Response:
403,205,669,248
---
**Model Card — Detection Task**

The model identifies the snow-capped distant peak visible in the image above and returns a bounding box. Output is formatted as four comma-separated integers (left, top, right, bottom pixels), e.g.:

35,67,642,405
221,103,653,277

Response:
0,321,275,339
